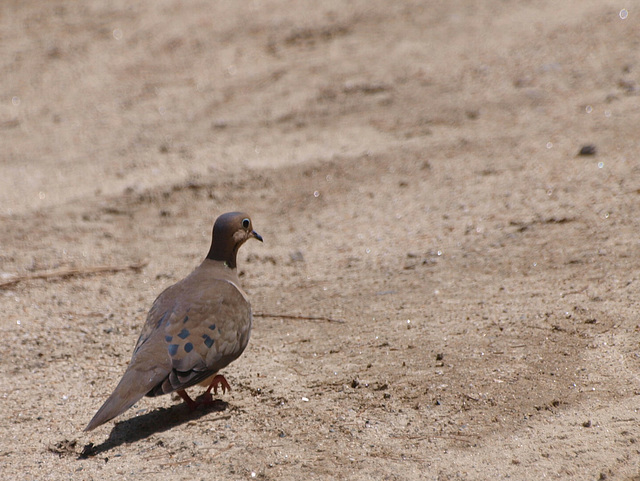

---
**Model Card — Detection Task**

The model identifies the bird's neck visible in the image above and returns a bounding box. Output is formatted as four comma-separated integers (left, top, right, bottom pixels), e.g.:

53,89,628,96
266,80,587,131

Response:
206,242,238,269
197,257,240,285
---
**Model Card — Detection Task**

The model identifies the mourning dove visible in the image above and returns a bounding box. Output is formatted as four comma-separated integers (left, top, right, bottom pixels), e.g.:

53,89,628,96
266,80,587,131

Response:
85,212,262,431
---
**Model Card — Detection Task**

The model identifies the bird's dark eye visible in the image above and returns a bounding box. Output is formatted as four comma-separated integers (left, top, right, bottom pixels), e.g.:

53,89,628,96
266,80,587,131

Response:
242,218,250,229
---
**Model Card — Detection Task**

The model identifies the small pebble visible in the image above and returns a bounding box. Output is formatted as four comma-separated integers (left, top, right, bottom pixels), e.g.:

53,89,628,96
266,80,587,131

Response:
578,144,597,156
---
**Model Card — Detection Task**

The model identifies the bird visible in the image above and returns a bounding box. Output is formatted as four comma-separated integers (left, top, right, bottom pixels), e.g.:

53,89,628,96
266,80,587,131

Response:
85,212,262,431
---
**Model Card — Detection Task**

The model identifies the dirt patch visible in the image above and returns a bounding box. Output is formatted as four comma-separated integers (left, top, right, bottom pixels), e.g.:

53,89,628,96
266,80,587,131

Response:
2,1,640,479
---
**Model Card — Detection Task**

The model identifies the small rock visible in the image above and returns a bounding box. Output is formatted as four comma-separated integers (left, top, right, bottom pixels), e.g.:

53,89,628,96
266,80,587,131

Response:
578,144,597,156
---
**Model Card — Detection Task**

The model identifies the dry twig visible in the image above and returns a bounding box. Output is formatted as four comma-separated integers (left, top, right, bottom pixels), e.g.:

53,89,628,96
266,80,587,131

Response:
254,312,345,323
0,261,148,290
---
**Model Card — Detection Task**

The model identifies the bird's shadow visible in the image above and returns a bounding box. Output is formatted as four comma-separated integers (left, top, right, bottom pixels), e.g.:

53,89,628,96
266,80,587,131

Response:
79,400,228,458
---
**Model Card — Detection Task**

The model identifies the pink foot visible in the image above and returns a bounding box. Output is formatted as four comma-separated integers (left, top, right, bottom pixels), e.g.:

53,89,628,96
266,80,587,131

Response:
177,389,199,411
178,375,231,410
207,374,231,396
196,374,231,404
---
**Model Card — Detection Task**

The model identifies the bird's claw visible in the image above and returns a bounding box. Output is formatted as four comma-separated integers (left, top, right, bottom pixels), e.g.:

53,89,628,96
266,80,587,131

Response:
208,374,231,396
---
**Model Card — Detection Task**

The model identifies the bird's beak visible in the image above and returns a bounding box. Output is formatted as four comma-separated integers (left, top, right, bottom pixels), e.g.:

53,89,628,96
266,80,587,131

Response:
251,230,263,242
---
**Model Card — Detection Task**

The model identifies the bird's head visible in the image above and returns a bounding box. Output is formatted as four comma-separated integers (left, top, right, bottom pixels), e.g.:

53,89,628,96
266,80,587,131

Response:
206,212,263,268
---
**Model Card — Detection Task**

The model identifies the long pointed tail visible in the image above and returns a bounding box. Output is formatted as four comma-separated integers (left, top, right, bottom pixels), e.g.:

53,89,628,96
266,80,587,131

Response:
84,368,159,431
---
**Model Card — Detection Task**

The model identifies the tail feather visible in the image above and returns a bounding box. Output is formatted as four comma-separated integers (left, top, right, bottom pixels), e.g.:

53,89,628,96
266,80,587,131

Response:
85,368,164,431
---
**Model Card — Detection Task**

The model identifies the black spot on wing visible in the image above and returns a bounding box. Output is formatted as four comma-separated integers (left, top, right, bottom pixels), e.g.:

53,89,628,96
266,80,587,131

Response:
202,334,214,348
177,328,190,339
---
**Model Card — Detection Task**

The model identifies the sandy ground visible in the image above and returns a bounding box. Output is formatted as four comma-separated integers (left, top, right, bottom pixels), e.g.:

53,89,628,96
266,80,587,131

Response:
2,1,640,479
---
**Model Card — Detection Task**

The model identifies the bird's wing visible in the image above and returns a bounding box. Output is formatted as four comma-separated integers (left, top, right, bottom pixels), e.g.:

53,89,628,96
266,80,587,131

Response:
151,278,252,395
85,278,252,431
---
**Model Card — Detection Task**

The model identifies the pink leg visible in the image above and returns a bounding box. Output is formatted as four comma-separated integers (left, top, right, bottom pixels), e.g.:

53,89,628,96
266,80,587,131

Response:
206,374,231,395
196,375,231,404
177,389,199,411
